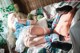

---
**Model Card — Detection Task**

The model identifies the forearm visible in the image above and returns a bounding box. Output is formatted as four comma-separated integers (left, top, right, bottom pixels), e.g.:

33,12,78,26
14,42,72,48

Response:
31,36,46,46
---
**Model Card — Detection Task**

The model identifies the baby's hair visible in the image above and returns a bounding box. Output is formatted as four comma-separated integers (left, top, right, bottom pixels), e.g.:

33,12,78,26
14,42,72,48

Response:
56,5,72,13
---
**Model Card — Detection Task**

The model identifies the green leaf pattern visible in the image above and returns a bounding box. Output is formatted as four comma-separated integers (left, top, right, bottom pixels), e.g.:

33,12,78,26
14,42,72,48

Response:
0,0,15,41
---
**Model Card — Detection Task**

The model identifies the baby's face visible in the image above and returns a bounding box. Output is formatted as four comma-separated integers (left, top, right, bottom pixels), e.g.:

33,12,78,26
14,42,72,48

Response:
17,17,27,24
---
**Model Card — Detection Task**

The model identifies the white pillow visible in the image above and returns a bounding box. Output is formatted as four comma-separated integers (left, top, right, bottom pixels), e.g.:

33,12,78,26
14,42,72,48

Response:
37,17,48,28
30,10,36,15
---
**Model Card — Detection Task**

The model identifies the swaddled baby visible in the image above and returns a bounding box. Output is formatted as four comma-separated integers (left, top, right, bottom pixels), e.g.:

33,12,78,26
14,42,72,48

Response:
15,25,59,52
15,25,47,52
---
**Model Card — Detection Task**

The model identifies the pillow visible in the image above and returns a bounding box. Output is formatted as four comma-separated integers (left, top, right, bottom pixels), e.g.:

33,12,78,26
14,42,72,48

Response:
37,17,48,28
54,7,77,37
30,10,36,15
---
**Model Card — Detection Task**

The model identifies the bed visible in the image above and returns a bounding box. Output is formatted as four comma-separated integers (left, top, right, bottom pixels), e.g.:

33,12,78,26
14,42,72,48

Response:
7,1,80,53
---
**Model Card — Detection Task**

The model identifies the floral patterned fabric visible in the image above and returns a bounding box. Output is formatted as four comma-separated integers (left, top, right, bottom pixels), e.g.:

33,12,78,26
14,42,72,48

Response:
0,0,16,43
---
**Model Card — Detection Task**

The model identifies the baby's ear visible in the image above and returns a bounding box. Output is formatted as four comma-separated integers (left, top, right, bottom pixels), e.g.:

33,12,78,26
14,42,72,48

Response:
13,12,17,18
